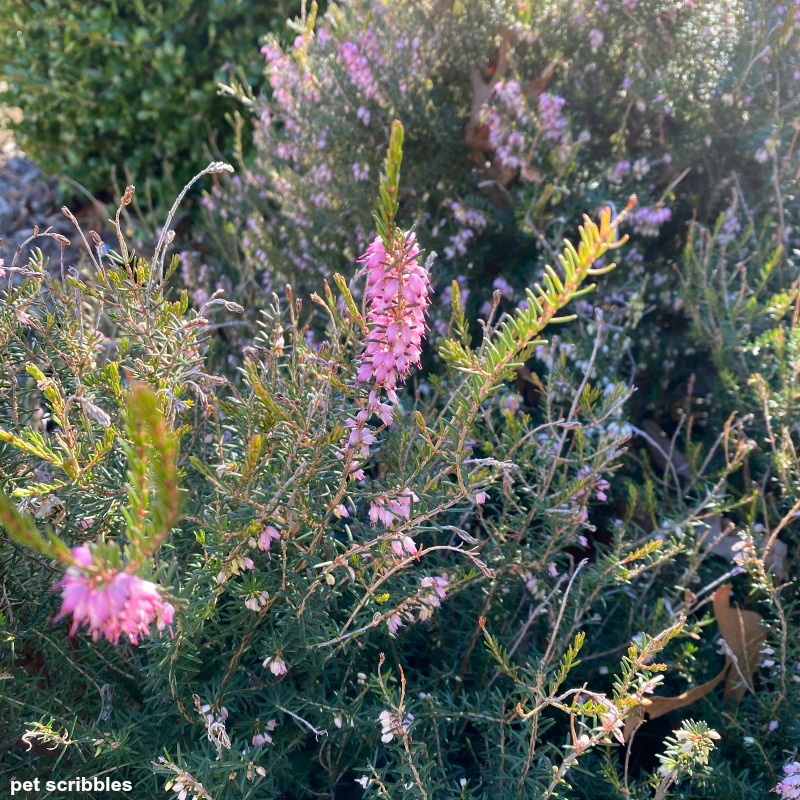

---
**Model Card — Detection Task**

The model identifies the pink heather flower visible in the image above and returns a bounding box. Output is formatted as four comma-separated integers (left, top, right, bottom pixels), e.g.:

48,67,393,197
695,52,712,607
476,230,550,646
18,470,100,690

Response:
573,467,611,503
252,720,278,747
418,576,449,621
420,576,448,603
261,43,282,63
367,390,394,426
263,654,288,676
338,408,377,479
345,410,376,450
244,591,269,612
387,613,404,636
357,233,431,401
775,762,800,798
538,92,568,144
475,492,488,506
201,703,228,724
369,489,419,528
339,41,383,103
54,545,174,645
600,705,625,745
258,525,281,552
391,535,418,558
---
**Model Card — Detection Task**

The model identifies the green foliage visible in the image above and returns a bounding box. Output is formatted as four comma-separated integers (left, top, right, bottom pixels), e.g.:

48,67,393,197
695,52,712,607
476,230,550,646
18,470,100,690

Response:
0,2,799,798
0,157,699,799
0,0,299,198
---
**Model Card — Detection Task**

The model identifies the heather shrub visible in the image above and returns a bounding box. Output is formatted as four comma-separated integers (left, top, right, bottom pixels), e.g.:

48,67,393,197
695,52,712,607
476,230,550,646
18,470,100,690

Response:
1,1,800,798
0,0,299,200
2,130,748,798
212,0,796,314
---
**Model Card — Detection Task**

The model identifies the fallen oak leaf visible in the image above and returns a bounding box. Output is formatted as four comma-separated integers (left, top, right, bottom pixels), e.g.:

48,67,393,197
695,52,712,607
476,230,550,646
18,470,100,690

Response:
623,667,728,742
464,35,510,156
623,582,766,741
712,583,767,703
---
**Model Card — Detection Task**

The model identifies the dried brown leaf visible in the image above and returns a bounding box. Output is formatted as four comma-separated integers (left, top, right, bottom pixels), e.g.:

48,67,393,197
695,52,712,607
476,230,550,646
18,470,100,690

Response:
623,583,767,741
623,668,727,741
713,583,767,703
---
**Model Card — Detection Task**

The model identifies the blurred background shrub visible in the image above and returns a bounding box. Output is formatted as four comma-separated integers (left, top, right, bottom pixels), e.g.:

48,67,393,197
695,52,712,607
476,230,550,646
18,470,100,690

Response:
211,0,796,349
0,0,300,202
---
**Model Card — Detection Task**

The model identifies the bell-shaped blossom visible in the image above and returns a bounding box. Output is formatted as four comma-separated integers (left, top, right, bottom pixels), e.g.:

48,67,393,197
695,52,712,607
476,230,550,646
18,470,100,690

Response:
258,525,282,552
54,545,174,645
357,233,431,402
369,488,419,528
263,654,288,676
387,613,404,636
252,720,278,748
378,709,413,743
391,535,418,558
418,576,449,621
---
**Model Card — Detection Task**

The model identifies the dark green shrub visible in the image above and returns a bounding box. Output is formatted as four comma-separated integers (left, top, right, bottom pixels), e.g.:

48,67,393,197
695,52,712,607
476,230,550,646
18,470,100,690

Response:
0,0,298,199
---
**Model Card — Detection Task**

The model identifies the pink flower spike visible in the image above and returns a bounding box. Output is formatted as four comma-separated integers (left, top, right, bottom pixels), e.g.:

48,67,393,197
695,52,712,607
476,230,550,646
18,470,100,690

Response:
357,233,431,398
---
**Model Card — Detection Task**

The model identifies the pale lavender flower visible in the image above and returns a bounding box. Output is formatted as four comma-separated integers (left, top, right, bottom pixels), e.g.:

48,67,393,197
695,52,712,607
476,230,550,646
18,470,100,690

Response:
589,28,604,49
263,654,288,676
352,161,370,181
